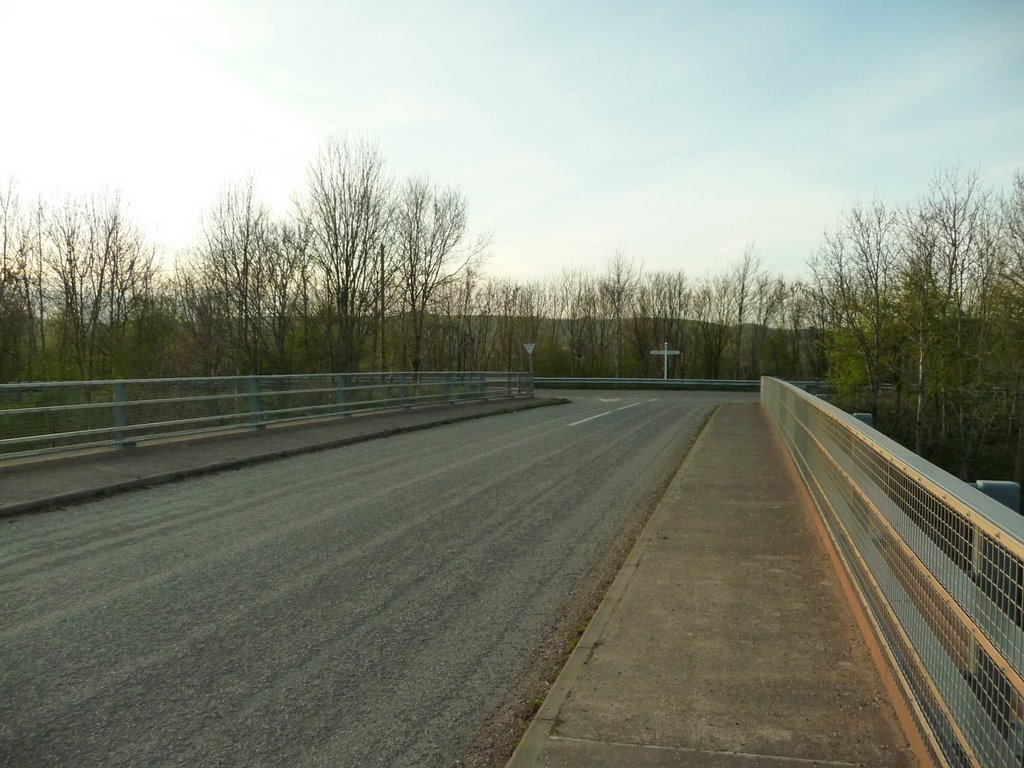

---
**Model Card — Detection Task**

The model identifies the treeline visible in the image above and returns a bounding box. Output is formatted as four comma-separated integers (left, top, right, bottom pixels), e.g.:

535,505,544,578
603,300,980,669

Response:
811,166,1024,484
2,144,1023,481
0,138,486,380
0,136,825,385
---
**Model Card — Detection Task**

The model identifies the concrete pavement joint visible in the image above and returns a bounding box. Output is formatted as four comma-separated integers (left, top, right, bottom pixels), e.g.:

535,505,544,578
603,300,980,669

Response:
547,735,865,767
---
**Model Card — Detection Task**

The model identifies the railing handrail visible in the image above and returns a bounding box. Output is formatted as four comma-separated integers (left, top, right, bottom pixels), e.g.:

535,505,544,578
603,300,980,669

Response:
0,370,510,390
534,376,763,388
0,371,533,460
774,377,1024,547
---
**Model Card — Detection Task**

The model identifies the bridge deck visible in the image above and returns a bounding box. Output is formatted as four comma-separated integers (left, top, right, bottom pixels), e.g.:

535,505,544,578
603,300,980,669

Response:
1,396,923,766
509,402,921,767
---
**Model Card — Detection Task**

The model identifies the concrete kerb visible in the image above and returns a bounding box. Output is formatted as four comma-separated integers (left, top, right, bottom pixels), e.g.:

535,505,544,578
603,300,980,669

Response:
506,404,721,766
0,397,569,519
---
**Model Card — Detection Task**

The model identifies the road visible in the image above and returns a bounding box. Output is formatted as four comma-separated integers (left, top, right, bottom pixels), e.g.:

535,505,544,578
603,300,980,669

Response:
1,390,755,767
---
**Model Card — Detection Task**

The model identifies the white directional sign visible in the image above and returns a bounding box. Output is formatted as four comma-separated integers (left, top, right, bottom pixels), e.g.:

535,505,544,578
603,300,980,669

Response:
524,343,536,354
650,341,680,381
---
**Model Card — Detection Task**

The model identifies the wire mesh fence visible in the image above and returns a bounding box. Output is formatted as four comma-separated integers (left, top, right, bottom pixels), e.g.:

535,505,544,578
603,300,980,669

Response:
0,371,532,459
763,376,1024,768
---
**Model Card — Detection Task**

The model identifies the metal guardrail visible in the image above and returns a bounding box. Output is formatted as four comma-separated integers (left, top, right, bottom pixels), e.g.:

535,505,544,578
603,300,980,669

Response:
535,377,764,391
0,371,532,460
763,376,1024,767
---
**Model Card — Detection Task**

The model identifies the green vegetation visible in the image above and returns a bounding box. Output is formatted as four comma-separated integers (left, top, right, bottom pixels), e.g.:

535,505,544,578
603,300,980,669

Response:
811,167,1024,485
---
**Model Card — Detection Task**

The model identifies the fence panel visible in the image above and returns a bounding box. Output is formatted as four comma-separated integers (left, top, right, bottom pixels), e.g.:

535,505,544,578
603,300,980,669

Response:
762,376,1024,768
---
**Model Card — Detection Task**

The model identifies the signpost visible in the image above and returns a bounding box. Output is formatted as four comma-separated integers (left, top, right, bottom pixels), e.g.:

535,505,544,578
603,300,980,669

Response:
524,342,536,377
650,341,680,381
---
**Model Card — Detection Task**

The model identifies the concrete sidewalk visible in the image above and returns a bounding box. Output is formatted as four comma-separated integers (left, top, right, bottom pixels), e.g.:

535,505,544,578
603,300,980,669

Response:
508,403,921,768
0,397,563,517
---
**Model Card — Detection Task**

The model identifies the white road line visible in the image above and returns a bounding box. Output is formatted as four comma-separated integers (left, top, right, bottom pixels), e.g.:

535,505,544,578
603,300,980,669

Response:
568,401,644,426
597,398,622,403
567,411,613,427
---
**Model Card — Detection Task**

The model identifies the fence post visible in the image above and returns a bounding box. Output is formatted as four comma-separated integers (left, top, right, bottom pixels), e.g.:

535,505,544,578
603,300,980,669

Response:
506,372,512,397
399,374,408,408
444,373,452,404
113,382,130,447
248,376,263,428
336,374,348,416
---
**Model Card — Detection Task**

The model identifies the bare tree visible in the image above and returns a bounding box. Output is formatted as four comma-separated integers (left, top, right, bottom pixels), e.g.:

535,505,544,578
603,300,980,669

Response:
556,267,603,376
303,136,393,371
691,274,734,379
746,271,787,377
810,199,900,416
193,178,272,374
923,166,1003,478
730,243,759,378
263,219,311,373
43,192,155,379
600,251,639,377
172,259,232,376
393,176,485,371
0,180,33,379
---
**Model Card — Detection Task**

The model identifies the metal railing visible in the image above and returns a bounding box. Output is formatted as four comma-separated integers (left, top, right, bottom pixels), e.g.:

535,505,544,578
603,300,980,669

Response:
762,376,1024,768
534,377,764,391
0,371,532,460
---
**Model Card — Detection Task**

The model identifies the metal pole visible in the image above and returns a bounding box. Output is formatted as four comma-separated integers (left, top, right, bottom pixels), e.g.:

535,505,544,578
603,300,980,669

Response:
663,342,668,381
335,373,347,415
248,376,263,428
113,382,128,446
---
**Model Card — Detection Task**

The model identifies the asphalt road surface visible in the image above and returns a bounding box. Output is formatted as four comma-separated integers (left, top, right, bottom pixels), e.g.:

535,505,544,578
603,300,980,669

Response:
1,390,755,767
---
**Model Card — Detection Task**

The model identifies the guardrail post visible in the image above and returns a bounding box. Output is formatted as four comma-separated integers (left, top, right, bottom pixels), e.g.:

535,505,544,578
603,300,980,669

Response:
399,374,408,408
335,373,348,416
444,373,452,404
248,376,263,428
506,372,512,396
479,373,486,399
113,382,131,447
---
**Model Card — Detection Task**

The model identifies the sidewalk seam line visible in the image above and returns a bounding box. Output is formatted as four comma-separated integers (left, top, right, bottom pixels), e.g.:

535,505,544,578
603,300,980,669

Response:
548,734,867,767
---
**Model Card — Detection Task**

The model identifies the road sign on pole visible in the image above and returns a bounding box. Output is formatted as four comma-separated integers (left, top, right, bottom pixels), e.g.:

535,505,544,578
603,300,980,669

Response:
649,341,680,381
524,342,536,376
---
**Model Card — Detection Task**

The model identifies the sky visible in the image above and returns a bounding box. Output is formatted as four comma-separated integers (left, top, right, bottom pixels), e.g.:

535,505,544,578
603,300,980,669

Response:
0,0,1022,280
